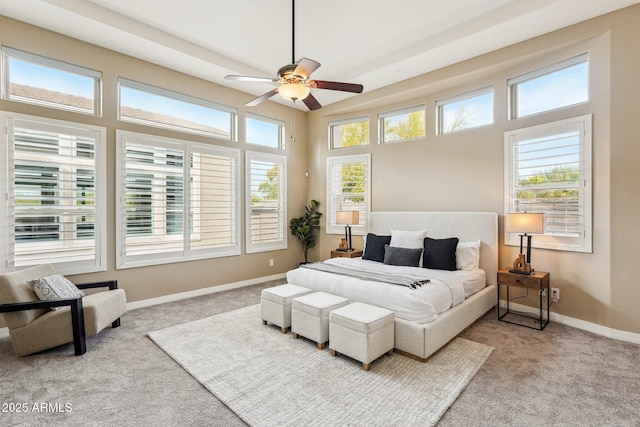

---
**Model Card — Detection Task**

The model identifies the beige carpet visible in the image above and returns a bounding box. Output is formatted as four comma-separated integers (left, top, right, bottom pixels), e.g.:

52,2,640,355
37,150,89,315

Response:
148,304,493,427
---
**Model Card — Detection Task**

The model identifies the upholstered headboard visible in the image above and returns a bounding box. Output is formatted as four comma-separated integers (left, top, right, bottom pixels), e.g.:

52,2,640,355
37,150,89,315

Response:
368,211,498,285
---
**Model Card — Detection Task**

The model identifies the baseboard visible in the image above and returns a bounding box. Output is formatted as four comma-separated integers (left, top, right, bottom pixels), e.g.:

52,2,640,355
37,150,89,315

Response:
126,272,286,311
498,300,640,345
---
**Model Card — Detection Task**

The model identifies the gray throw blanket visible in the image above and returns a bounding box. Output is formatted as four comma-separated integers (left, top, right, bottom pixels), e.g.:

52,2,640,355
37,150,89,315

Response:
301,262,430,289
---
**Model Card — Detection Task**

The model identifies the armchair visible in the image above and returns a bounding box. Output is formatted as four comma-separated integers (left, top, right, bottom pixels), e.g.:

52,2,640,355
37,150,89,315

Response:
0,264,127,357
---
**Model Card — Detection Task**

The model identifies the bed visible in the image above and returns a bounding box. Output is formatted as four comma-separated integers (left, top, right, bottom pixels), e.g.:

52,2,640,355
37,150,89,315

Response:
286,211,498,361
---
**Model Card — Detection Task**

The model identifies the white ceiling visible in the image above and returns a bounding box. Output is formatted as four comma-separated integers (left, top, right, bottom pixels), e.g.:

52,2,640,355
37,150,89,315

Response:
1,0,638,110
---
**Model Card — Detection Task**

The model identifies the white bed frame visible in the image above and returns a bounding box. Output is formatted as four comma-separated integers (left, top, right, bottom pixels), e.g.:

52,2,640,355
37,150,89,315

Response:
368,211,498,361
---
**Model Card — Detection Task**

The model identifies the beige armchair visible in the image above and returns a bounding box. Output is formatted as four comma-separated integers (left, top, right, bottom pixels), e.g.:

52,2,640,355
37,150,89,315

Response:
0,264,127,357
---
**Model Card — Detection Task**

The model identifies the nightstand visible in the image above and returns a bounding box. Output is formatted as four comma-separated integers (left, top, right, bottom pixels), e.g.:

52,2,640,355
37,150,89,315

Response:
497,268,550,330
330,250,363,259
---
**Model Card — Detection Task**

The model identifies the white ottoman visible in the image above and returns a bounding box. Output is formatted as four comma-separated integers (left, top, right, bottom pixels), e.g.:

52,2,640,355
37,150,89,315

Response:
291,292,349,349
329,302,395,371
261,284,312,333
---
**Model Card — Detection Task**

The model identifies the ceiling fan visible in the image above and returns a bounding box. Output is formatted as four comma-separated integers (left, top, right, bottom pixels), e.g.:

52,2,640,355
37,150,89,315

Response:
224,0,363,111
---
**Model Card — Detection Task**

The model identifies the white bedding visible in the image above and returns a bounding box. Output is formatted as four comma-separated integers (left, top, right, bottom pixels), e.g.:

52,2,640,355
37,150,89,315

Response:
286,257,486,324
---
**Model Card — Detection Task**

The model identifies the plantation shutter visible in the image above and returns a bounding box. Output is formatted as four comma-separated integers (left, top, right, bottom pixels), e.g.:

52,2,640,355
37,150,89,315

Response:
116,131,241,268
3,115,105,274
246,151,287,253
326,154,371,234
505,115,592,252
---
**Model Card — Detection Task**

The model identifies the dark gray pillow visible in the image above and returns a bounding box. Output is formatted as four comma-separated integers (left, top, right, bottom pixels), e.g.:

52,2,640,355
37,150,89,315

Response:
423,237,459,271
363,233,391,263
383,245,422,267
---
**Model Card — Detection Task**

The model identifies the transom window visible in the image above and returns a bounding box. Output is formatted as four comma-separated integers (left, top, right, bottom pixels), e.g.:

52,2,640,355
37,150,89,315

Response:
509,54,589,119
379,105,425,143
118,78,236,140
0,112,106,274
504,115,592,253
246,113,285,149
1,46,102,115
116,131,241,269
437,87,494,134
329,117,370,149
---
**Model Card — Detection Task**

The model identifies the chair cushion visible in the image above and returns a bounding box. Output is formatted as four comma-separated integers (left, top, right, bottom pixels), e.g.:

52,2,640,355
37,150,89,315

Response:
0,264,57,329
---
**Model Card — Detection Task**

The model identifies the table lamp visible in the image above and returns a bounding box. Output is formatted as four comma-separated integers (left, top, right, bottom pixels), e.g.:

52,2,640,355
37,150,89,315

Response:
336,211,359,252
506,212,544,275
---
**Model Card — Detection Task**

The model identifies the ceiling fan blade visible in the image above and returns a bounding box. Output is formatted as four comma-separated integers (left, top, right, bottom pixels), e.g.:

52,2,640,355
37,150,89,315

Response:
302,93,322,111
313,80,364,93
225,75,279,83
246,89,279,107
293,58,321,79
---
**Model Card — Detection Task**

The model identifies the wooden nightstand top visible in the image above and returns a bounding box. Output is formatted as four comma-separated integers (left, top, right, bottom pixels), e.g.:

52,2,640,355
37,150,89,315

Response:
497,268,550,290
331,250,363,258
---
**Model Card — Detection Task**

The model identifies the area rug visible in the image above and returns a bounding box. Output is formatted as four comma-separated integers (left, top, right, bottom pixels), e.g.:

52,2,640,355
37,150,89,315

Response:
148,304,493,427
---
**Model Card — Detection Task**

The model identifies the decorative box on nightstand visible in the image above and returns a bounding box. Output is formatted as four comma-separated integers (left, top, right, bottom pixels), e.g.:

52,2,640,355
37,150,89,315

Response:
497,268,550,330
330,250,363,259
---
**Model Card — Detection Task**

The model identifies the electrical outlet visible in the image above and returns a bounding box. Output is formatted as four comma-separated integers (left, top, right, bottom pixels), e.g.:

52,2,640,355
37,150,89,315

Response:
551,287,559,303
269,259,274,267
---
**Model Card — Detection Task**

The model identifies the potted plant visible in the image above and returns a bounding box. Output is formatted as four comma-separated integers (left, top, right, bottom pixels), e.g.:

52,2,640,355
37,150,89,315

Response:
289,199,322,264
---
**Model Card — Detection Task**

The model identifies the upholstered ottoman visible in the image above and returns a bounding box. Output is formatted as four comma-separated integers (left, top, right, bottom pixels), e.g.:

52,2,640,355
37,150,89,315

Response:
329,302,395,371
261,284,312,333
291,292,349,349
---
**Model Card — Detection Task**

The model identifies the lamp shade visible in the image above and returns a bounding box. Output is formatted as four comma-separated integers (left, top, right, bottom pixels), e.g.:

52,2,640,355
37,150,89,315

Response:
506,212,544,234
336,211,359,226
278,83,310,101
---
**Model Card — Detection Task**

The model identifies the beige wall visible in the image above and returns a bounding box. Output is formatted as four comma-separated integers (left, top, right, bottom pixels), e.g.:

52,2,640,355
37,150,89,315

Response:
307,5,640,334
0,16,309,304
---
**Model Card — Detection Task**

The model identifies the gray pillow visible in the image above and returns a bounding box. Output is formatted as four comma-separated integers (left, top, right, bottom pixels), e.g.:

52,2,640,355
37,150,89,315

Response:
30,274,85,310
383,245,422,267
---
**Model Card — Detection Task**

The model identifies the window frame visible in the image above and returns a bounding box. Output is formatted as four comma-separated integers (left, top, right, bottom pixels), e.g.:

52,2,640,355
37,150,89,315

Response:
504,114,592,253
118,78,237,140
378,105,426,144
508,53,589,120
326,153,371,235
0,111,107,275
245,113,285,149
1,46,102,116
329,116,370,149
245,151,288,254
115,130,241,269
436,86,494,135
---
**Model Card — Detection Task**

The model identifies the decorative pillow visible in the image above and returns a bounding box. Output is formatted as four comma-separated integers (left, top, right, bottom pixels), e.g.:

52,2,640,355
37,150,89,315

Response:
30,274,85,310
456,241,481,270
423,237,459,271
362,233,392,263
390,229,428,249
383,245,422,268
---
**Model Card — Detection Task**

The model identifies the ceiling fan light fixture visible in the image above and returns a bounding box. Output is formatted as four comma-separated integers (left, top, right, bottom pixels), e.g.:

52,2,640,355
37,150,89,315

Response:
278,82,310,101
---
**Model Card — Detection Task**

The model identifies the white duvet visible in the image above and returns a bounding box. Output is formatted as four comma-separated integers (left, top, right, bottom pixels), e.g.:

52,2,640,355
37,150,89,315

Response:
286,257,486,324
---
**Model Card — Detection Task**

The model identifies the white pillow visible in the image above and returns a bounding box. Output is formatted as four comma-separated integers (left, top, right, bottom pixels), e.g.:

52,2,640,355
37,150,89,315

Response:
390,229,428,249
30,274,85,310
456,241,481,270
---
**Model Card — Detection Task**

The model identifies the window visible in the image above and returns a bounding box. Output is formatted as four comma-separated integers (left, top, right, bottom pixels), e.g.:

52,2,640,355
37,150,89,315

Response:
329,117,370,148
246,151,287,253
1,46,101,115
246,113,285,149
509,54,588,119
116,131,240,268
437,87,493,134
118,78,236,140
326,154,370,234
0,112,106,274
379,105,425,143
504,115,592,253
